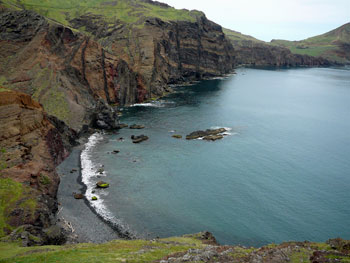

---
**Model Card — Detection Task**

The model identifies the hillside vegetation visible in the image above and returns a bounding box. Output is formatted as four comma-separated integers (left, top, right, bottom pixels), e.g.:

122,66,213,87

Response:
271,23,350,63
2,0,204,27
223,28,264,44
1,233,350,263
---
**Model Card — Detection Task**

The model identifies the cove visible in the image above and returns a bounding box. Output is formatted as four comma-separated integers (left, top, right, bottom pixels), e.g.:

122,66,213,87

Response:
82,67,350,247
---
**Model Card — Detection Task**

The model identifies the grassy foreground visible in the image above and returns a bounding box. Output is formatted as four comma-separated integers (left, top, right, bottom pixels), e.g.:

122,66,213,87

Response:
1,234,350,263
0,236,204,263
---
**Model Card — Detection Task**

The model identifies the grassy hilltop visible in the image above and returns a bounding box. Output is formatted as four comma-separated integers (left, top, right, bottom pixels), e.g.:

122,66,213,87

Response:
224,24,350,64
271,23,350,63
1,0,203,27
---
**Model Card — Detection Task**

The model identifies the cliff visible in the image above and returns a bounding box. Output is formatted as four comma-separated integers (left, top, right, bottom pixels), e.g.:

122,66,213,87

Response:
271,23,350,64
0,1,234,130
0,232,350,262
224,28,332,67
0,10,128,131
0,90,76,245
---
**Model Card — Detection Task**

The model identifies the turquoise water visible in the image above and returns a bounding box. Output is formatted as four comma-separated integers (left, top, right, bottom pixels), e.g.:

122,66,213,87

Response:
89,67,350,246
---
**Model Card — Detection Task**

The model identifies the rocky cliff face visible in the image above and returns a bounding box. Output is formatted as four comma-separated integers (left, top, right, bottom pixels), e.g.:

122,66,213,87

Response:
232,40,332,67
71,15,235,104
0,7,234,130
0,90,76,244
0,10,127,131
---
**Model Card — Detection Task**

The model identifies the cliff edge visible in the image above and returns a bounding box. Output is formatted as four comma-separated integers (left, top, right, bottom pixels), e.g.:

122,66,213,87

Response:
0,90,76,245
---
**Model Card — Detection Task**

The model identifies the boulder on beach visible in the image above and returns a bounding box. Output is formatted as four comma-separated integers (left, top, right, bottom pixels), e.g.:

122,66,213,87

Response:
186,128,227,140
130,124,145,129
73,193,84,199
97,168,104,174
96,181,109,188
172,134,182,139
131,135,149,143
92,196,98,201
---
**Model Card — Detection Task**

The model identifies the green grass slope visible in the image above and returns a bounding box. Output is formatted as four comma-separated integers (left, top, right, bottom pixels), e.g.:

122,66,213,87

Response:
0,178,38,237
2,0,204,27
271,23,350,63
1,236,350,263
223,28,264,44
0,236,205,263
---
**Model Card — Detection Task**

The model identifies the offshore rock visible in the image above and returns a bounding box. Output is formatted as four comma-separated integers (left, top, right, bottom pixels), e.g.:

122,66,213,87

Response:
186,128,227,140
131,135,149,144
203,135,224,141
130,124,145,129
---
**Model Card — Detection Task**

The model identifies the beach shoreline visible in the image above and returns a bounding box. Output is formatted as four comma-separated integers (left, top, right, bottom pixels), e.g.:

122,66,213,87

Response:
56,138,121,243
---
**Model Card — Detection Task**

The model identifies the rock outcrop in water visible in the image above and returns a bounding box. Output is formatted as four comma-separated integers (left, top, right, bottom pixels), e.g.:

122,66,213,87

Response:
0,90,76,244
186,128,227,140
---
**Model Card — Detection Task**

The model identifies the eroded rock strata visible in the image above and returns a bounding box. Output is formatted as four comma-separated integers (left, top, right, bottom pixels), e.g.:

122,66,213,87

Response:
232,41,332,67
0,7,235,131
0,90,76,244
0,10,131,131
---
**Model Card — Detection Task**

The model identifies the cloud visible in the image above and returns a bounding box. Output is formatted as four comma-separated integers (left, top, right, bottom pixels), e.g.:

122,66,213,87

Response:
160,0,350,41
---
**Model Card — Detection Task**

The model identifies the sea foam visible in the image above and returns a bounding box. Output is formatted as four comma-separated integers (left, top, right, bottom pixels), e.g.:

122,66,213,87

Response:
81,133,133,237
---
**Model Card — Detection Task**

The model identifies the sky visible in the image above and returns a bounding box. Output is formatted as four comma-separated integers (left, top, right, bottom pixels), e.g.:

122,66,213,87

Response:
160,0,350,42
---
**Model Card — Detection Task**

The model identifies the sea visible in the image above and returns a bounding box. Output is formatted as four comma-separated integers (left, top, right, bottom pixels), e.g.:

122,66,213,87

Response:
81,67,350,247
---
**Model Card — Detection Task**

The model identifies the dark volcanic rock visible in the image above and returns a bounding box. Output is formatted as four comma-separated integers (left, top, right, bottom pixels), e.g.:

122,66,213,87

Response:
73,193,84,199
129,124,145,129
131,135,149,143
186,128,227,140
203,135,224,141
91,100,119,130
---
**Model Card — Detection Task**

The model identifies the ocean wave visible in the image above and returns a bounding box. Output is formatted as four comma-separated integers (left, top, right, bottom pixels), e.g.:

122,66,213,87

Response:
81,133,133,237
210,126,236,137
131,100,175,108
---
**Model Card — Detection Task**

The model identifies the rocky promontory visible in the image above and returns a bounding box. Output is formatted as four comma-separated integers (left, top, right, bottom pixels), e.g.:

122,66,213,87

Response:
0,1,234,131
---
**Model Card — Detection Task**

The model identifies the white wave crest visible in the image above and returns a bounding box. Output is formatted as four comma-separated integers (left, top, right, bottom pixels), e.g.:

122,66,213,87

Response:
131,100,175,108
81,133,131,235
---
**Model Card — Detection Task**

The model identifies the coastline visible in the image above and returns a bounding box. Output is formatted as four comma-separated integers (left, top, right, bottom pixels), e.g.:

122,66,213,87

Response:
54,73,236,244
56,140,120,243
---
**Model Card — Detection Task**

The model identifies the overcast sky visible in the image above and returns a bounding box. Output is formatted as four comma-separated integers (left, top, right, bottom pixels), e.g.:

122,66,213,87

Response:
160,0,350,42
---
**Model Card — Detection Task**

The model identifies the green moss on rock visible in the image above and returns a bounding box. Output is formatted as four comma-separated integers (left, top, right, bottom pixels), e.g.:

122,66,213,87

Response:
0,178,38,237
39,174,51,186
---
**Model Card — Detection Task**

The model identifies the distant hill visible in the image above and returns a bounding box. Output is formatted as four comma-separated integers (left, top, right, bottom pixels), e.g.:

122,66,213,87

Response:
223,28,264,43
271,23,350,63
223,28,331,67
